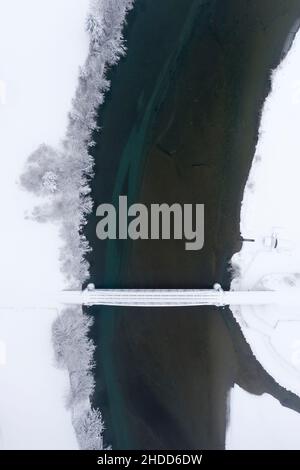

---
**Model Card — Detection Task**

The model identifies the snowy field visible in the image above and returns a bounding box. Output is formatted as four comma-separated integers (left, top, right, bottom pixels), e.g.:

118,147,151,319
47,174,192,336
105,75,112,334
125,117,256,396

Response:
227,27,300,449
0,0,90,449
227,385,300,450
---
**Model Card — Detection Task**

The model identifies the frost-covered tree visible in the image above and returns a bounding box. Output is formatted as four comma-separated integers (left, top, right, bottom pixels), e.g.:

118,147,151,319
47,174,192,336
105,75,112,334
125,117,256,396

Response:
52,307,95,372
42,171,58,193
74,408,104,450
20,144,61,196
68,370,95,408
52,307,104,448
86,13,103,52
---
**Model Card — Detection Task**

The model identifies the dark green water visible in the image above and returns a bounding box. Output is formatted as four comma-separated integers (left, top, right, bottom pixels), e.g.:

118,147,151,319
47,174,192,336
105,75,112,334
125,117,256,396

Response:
86,0,300,450
87,0,211,448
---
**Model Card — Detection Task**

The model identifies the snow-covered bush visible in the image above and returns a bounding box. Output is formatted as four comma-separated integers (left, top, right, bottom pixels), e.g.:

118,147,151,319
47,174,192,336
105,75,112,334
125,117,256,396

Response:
68,370,95,408
73,408,104,450
20,144,61,196
51,307,101,446
52,307,95,371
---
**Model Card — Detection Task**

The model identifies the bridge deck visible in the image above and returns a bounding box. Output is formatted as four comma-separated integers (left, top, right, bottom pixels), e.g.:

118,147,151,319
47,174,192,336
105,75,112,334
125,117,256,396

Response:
59,289,300,307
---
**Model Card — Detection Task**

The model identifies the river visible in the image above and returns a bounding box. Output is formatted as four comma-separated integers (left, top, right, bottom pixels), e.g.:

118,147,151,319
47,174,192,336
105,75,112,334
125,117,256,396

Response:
85,0,300,449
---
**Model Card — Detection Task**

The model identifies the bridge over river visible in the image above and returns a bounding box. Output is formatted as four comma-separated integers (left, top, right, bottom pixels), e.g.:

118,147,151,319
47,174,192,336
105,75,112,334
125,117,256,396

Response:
1,285,298,309
60,284,300,308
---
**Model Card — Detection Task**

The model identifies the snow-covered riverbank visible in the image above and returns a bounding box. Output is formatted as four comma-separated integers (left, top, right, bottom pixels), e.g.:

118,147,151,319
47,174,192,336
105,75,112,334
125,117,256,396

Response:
0,0,135,450
227,25,300,449
0,0,88,449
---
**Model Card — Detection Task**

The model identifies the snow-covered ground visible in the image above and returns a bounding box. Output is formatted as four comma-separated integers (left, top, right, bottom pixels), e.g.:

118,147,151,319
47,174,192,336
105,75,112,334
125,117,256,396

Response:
0,0,90,449
227,27,300,449
227,385,300,450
